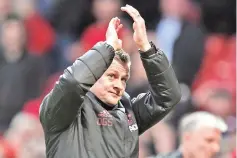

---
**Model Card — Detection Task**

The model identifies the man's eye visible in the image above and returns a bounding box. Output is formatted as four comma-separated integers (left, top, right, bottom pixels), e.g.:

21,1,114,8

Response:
206,138,214,143
108,74,115,79
122,78,127,83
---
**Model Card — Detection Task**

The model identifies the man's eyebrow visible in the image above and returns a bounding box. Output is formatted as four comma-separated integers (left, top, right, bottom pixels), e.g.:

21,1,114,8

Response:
123,75,129,78
107,69,129,77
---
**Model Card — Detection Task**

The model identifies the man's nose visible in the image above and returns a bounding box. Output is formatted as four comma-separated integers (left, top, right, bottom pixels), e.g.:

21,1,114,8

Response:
114,80,123,91
212,143,220,153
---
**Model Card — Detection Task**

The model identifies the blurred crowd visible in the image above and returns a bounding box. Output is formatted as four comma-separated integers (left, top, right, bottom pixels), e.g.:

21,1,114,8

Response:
0,0,235,157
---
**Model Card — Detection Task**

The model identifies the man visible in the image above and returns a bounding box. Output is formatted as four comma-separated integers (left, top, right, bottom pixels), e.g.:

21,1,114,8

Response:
40,5,181,158
0,15,46,134
150,111,227,158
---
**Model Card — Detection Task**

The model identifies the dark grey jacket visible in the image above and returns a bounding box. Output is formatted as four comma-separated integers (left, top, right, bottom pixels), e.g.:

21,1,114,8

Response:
39,42,181,158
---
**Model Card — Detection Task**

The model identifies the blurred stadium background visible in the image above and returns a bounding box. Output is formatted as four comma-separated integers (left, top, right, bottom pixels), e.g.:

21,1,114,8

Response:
0,0,235,157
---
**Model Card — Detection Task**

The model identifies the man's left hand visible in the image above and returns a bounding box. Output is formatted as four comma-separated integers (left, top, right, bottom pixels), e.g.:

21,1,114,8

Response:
106,17,123,51
121,5,151,52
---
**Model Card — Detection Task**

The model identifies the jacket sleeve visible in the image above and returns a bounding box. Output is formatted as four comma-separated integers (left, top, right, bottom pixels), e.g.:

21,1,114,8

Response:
131,42,181,135
39,42,115,133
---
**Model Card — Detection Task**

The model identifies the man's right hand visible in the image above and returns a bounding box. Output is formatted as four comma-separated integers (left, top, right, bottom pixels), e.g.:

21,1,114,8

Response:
106,17,123,50
121,5,151,52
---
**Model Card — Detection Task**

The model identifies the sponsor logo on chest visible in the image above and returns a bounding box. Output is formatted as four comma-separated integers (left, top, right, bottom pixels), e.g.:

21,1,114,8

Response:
97,110,113,126
96,110,138,132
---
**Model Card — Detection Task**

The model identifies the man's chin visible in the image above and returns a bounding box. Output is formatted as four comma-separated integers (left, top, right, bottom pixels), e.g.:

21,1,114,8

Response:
107,99,119,106
107,96,121,105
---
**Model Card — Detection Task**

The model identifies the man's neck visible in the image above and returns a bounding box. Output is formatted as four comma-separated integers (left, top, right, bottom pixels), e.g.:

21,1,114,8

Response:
162,14,182,21
3,50,23,63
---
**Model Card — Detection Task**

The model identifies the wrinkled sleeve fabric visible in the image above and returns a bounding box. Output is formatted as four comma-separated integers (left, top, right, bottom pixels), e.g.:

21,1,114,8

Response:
39,42,115,133
131,43,181,135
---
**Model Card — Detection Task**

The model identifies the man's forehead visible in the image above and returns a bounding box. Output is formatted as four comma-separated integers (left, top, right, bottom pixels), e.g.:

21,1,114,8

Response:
197,127,221,137
108,59,130,74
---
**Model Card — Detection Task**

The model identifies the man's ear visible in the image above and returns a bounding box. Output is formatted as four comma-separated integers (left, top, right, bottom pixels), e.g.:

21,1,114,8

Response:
182,132,192,142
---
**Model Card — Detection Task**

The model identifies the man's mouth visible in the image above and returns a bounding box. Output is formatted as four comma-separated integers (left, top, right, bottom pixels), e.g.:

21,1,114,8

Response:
109,91,120,97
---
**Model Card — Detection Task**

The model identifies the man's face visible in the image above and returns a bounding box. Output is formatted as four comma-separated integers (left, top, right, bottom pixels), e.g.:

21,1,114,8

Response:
184,127,222,158
206,96,232,118
1,20,25,52
160,0,189,17
91,58,130,105
93,0,121,22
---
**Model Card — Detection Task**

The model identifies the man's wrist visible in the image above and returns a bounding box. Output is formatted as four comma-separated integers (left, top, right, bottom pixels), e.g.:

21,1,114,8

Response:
106,41,115,50
138,41,151,52
139,41,158,57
